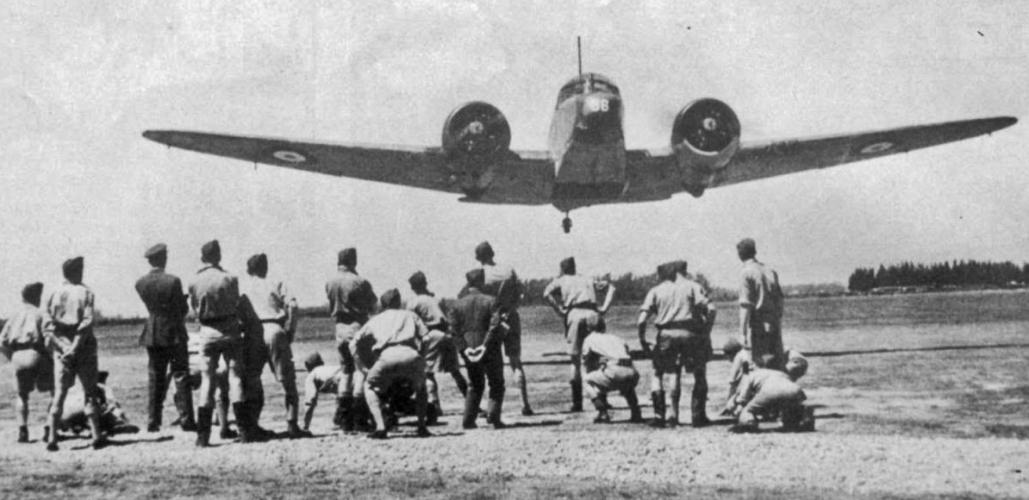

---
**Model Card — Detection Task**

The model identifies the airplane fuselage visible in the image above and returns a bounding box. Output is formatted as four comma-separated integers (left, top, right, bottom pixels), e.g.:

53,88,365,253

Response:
547,73,628,212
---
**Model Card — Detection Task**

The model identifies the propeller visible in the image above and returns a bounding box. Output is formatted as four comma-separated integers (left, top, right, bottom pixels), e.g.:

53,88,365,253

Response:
672,98,740,153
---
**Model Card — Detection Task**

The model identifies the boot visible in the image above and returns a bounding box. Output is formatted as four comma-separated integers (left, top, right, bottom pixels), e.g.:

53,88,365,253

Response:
624,390,644,423
287,420,312,439
17,426,28,443
234,402,268,443
591,396,611,423
174,381,197,432
335,396,353,432
570,381,583,412
462,389,482,429
487,398,505,429
195,407,213,448
249,400,276,439
354,398,374,432
219,424,238,440
42,426,51,443
650,391,666,428
87,412,108,449
691,372,710,428
426,403,439,426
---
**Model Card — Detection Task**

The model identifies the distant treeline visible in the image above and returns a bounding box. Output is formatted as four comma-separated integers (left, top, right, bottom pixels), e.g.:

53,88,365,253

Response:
848,260,1029,292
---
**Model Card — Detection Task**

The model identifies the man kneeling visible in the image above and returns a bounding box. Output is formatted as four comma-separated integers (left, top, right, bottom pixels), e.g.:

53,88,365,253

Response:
582,331,643,424
728,354,814,433
350,289,430,439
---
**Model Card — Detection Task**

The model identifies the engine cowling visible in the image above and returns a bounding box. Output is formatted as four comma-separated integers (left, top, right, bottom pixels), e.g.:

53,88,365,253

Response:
442,101,511,159
670,98,741,197
441,102,512,199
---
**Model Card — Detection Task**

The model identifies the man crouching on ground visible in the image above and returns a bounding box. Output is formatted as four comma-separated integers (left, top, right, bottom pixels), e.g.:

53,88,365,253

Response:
728,354,814,433
350,289,430,439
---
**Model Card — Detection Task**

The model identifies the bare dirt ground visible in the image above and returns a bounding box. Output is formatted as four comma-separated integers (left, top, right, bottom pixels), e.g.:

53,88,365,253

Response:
1,291,1028,499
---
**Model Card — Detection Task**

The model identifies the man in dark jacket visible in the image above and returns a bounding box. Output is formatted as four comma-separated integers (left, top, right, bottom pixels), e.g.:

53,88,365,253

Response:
448,269,506,429
135,243,195,432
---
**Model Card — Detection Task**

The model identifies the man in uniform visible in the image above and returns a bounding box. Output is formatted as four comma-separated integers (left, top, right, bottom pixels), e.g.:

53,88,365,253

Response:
405,271,468,424
1,282,53,443
300,352,344,432
450,269,507,429
187,240,252,446
728,354,814,433
44,256,107,451
673,259,716,426
241,253,308,438
325,247,377,432
581,330,643,424
350,289,430,439
543,257,616,412
637,261,714,427
474,242,533,416
736,238,786,369
134,243,195,433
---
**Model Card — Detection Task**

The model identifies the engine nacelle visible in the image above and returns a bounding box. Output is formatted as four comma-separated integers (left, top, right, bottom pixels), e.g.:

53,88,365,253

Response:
671,99,741,196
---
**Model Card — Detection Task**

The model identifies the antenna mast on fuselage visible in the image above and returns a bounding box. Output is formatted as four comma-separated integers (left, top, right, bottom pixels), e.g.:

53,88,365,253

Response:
577,36,582,78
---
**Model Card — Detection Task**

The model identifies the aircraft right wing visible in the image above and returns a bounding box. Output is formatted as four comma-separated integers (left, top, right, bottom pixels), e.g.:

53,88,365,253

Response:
712,116,1017,188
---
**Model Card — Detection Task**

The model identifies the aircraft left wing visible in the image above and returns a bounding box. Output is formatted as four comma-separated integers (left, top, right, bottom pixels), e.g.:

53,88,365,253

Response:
713,116,1017,187
141,130,554,203
623,116,1016,201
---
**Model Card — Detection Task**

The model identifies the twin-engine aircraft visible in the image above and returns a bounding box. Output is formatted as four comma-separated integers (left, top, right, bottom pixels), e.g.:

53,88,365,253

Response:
143,50,1016,233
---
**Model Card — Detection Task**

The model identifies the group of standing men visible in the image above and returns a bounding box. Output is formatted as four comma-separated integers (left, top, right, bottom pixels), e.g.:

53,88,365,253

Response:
1,235,810,450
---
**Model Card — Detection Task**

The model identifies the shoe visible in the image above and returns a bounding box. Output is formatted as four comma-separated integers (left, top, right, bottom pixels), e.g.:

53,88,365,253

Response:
521,407,535,417
462,422,477,430
219,427,239,440
46,442,59,452
92,436,110,450
287,422,312,439
147,423,161,433
367,429,388,440
426,405,439,426
415,427,432,438
650,418,665,429
180,420,198,432
492,420,507,429
692,415,712,428
593,412,611,424
17,426,28,443
570,403,583,413
628,413,645,424
42,426,50,443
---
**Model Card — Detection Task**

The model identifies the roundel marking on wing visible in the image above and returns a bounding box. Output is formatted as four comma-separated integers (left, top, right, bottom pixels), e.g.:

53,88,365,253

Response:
264,146,316,164
859,141,895,155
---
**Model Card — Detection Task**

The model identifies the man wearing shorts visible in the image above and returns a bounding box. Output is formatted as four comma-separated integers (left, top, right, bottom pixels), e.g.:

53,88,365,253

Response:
325,247,377,432
1,282,53,443
350,289,429,439
44,257,106,451
474,241,533,416
405,271,467,424
581,330,642,424
543,257,615,412
637,261,714,427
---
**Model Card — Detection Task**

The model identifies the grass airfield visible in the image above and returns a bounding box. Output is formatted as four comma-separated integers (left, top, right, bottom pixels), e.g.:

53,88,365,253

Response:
1,290,1028,499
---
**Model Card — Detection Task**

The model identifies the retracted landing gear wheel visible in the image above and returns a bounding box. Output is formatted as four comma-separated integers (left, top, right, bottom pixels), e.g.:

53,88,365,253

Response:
562,215,572,233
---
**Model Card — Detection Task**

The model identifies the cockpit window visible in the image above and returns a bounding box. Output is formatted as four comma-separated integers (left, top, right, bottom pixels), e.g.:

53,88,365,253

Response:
557,73,619,104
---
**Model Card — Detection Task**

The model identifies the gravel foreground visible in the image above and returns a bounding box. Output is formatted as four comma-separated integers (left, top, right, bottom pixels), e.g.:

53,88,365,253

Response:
1,413,1027,499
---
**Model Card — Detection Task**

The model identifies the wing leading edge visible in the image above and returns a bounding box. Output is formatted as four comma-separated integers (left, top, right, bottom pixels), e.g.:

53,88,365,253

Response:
141,130,554,204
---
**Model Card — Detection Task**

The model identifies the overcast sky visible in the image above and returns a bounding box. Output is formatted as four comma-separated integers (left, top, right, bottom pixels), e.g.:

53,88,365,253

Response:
1,0,1027,317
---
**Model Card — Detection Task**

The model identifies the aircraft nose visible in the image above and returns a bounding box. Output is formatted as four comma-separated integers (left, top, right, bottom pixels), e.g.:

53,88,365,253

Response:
580,94,617,129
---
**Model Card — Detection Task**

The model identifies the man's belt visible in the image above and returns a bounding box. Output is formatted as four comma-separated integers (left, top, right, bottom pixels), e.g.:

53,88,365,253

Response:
260,318,286,326
569,302,597,311
657,320,701,332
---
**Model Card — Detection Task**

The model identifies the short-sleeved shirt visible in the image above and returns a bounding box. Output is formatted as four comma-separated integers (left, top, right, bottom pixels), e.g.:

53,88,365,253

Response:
739,259,784,321
241,276,293,322
482,262,522,310
735,368,800,407
303,365,343,404
352,309,426,357
582,332,632,365
640,279,708,328
405,293,446,329
188,265,240,321
544,274,607,309
45,282,95,332
0,304,46,351
325,267,376,324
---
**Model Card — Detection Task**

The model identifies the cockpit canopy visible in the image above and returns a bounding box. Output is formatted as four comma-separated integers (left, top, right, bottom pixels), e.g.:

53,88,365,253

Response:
556,73,620,106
